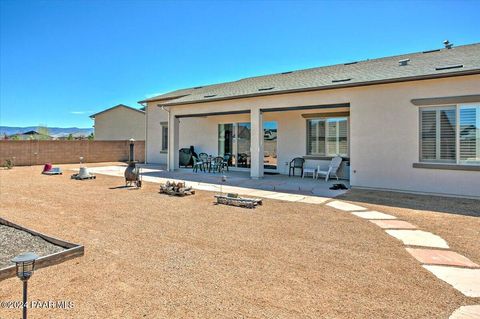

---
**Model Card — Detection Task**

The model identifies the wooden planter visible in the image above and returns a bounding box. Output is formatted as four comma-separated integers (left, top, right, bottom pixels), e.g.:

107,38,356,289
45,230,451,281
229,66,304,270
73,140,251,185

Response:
0,217,84,281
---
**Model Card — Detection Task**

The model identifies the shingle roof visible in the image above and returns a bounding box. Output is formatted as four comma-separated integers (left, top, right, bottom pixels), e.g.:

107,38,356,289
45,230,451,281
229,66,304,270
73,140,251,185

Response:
90,104,145,119
141,43,480,106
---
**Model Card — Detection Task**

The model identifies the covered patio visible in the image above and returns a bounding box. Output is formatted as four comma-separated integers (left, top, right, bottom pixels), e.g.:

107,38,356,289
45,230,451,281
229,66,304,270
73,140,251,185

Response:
87,164,350,198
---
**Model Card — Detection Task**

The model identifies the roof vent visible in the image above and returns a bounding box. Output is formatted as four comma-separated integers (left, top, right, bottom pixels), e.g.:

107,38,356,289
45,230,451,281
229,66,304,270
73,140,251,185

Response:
281,71,293,74
258,87,274,91
398,59,410,66
443,40,453,49
204,94,217,98
344,61,358,65
331,78,351,83
435,64,463,71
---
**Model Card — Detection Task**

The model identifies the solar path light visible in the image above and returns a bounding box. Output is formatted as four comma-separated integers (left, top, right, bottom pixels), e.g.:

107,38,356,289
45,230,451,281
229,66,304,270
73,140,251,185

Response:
11,252,39,319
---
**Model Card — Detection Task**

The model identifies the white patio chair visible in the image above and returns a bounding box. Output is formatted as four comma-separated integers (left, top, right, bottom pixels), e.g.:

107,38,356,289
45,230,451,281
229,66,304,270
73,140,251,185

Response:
302,167,316,179
316,156,343,181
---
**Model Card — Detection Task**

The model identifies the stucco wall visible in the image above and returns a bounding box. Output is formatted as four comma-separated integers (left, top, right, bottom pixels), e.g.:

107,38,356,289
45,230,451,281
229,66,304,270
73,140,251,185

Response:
94,107,145,141
145,104,169,163
147,74,480,197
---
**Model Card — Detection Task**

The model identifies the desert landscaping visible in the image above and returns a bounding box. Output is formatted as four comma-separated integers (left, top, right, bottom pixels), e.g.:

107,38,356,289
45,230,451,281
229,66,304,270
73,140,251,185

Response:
0,163,479,318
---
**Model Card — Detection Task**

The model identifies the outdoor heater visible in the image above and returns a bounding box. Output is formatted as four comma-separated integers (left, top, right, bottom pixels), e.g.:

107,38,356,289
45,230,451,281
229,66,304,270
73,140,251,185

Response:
11,252,39,319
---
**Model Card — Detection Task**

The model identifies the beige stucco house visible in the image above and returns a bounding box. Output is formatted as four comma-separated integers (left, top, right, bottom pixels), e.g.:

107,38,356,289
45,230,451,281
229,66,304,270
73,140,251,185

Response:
140,43,480,198
90,104,145,141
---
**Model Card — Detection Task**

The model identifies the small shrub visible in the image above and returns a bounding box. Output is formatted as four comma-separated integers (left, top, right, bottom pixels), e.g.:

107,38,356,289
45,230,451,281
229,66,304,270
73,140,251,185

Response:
4,159,14,169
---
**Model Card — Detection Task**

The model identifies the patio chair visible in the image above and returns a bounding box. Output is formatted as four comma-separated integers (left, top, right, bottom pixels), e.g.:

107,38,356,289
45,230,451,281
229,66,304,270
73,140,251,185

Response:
210,156,225,173
222,154,231,171
192,156,204,173
199,153,209,170
288,157,305,177
316,156,343,181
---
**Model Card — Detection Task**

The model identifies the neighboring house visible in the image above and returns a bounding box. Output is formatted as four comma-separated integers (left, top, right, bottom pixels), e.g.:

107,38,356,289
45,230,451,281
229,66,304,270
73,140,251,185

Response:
90,104,145,140
140,42,480,198
9,130,52,140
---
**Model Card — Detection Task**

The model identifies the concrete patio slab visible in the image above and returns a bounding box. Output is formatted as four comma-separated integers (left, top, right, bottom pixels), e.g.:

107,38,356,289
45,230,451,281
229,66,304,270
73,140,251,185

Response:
369,220,416,229
326,200,366,211
385,230,449,249
449,305,480,319
423,265,480,297
298,196,330,204
406,248,479,268
82,165,349,201
351,211,397,220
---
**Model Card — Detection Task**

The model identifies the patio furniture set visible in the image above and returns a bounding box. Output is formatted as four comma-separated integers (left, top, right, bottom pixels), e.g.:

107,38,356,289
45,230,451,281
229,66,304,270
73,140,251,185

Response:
289,156,343,181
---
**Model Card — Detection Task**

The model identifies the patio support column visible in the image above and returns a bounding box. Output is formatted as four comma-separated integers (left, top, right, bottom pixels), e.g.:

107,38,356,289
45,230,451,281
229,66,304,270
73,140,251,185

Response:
167,114,179,171
250,108,264,179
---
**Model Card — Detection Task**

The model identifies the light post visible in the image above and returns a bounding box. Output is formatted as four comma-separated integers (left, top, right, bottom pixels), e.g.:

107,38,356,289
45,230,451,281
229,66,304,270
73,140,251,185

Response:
11,252,39,319
129,138,135,162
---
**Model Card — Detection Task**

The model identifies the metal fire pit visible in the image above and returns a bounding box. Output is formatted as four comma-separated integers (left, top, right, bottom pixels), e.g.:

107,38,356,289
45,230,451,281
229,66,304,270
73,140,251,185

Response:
124,162,142,187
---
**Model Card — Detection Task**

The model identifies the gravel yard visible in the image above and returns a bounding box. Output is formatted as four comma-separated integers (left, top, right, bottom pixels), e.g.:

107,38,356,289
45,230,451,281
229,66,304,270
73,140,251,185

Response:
0,164,478,318
0,225,64,269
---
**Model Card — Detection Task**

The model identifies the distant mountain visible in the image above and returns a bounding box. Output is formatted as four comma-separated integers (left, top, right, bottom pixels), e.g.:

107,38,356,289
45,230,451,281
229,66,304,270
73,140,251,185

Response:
0,126,93,137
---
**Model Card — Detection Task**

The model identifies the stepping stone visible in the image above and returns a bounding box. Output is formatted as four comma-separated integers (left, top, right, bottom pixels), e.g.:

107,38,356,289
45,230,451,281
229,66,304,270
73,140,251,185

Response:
298,196,329,204
406,248,479,268
423,265,480,297
370,220,416,229
385,230,449,248
352,211,397,220
326,200,366,211
449,305,480,319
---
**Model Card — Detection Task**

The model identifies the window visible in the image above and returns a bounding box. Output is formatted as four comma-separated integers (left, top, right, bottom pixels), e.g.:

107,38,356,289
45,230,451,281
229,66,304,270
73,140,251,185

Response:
420,104,480,165
161,124,168,151
307,117,348,157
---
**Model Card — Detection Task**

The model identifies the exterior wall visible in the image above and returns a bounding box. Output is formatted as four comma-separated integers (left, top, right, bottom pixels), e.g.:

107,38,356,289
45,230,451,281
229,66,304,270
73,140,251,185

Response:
0,140,145,166
145,104,169,164
94,107,145,141
154,74,480,197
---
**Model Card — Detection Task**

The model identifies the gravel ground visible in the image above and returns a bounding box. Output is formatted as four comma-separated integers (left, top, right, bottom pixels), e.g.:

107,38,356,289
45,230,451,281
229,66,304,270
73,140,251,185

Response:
0,225,65,269
338,189,480,262
0,164,478,319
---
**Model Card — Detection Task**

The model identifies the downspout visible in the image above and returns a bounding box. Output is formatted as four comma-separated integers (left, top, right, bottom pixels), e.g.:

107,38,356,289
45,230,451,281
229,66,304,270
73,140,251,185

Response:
160,105,171,169
139,102,148,163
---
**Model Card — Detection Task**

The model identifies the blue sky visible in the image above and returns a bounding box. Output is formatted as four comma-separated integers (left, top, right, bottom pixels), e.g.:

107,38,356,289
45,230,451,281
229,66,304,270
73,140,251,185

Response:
1,0,479,128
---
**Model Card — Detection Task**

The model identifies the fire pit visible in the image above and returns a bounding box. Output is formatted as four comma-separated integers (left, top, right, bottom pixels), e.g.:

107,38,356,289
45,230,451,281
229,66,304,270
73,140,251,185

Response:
159,181,195,196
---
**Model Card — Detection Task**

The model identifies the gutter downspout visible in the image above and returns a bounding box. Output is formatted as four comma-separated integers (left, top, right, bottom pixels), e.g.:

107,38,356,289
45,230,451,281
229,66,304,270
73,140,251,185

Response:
139,102,148,163
160,105,171,170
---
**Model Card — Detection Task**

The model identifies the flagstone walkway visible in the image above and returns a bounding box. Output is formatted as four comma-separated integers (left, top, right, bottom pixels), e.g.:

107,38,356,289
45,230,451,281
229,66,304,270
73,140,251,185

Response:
78,165,479,318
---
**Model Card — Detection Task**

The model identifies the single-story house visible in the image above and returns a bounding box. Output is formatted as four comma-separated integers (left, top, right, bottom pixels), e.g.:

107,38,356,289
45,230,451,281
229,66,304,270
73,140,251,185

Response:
90,104,146,141
140,42,480,198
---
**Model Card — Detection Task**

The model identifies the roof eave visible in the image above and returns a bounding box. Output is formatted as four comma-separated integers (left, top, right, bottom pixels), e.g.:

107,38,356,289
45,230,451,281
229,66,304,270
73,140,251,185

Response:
157,69,480,107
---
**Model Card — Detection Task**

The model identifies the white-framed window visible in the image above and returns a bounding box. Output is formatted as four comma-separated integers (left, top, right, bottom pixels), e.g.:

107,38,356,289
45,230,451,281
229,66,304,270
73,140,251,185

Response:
419,104,480,165
161,124,168,151
307,117,348,157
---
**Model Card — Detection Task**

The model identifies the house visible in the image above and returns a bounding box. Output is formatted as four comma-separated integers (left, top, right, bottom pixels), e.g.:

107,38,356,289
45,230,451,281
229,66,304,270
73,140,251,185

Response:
9,130,52,140
140,42,480,198
90,104,145,140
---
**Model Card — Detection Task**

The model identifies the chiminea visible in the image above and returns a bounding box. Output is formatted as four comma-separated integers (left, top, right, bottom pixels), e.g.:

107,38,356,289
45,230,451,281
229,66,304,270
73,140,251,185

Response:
124,162,141,187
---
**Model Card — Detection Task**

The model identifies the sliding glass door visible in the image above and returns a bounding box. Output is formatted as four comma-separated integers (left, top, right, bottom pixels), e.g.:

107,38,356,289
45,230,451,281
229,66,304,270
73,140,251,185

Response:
218,121,278,171
263,121,277,170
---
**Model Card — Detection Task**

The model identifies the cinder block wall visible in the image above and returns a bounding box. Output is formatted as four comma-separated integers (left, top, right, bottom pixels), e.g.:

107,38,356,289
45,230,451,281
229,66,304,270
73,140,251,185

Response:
0,140,145,166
